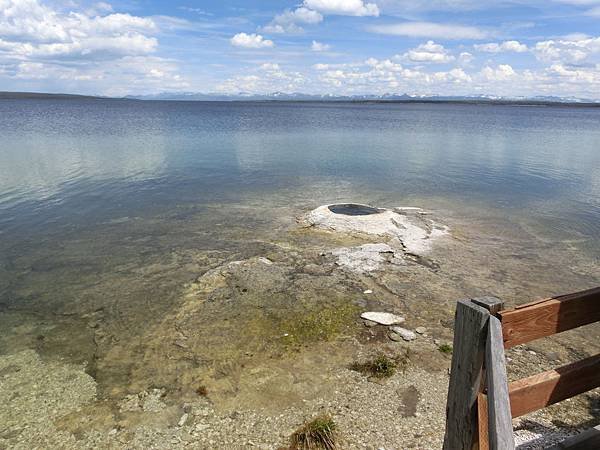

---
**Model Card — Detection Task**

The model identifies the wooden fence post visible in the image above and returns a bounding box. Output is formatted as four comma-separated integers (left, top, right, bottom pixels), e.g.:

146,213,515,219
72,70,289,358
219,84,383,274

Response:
486,315,515,450
443,299,492,450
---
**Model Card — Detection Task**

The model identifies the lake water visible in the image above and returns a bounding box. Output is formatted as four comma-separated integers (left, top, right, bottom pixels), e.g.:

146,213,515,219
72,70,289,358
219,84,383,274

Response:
0,100,599,444
1,100,599,248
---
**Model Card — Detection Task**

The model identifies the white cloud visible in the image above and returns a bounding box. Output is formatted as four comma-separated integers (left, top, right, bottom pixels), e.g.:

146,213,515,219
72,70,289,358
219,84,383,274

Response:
481,64,516,81
402,40,455,63
0,0,157,58
230,33,274,49
368,22,488,39
316,56,474,93
533,36,600,63
459,51,474,63
547,63,600,84
303,0,380,16
311,40,331,51
262,7,323,34
474,40,527,53
0,0,188,95
217,63,305,93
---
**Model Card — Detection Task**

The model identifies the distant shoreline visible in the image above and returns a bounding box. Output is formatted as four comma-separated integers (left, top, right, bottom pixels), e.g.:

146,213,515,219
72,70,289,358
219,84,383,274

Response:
2,91,600,108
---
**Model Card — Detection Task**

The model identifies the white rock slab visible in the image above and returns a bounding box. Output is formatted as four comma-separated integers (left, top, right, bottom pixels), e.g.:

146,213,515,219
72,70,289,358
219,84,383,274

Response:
390,326,417,341
360,312,405,325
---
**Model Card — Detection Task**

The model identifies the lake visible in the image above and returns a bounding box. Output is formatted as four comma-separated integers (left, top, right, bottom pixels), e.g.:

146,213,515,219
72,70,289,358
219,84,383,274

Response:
0,99,599,448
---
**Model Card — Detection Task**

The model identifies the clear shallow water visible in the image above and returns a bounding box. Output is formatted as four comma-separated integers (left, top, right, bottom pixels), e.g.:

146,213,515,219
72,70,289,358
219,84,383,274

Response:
1,100,599,248
1,98,599,415
1,99,600,446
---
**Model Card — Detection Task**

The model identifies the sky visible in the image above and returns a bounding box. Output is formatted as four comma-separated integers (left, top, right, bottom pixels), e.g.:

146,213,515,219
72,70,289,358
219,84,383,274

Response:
1,0,600,98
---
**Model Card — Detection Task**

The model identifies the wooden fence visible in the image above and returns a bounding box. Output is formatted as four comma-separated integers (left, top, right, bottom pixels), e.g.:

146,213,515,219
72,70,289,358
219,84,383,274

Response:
443,287,600,450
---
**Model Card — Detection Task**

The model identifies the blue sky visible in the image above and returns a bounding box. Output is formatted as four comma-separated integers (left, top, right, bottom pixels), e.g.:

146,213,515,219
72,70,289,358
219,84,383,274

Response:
1,0,600,98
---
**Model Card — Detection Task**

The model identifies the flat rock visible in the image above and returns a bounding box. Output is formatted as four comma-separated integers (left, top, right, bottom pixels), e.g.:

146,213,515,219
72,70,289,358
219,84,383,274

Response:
415,327,427,335
360,312,405,326
331,243,397,273
390,326,417,341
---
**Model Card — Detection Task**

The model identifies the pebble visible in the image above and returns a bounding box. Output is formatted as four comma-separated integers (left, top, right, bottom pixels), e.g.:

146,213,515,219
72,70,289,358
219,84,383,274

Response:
415,327,427,335
363,320,378,327
389,327,416,341
178,413,189,427
360,312,405,326
363,289,373,294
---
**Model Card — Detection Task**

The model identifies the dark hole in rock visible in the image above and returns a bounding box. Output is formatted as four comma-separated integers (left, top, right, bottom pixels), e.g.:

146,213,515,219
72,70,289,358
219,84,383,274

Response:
328,204,382,216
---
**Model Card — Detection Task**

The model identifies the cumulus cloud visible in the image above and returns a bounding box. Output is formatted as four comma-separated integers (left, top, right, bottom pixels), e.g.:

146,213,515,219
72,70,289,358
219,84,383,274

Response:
368,22,488,40
311,40,331,51
0,0,157,58
533,36,600,63
481,64,516,81
303,0,380,16
0,0,188,94
263,0,377,34
230,33,274,49
217,63,305,93
474,40,528,53
262,7,323,34
402,40,455,63
317,56,474,92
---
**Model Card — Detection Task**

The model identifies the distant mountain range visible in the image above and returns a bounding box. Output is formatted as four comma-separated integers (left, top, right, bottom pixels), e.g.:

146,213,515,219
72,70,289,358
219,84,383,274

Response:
2,91,599,105
127,91,600,104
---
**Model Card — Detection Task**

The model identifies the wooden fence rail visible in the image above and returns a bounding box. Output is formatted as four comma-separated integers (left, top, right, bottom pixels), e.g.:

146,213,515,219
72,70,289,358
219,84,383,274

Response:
443,287,600,450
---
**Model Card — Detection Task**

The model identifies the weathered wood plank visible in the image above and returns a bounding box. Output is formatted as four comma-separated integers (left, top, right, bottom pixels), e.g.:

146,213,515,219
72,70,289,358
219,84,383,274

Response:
477,393,489,450
498,287,600,348
508,353,600,418
486,316,515,450
443,300,491,450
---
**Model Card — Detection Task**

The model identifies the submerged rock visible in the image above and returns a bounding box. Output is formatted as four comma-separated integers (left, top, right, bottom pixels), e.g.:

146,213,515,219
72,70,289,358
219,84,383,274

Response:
360,312,405,325
302,203,448,256
331,243,398,273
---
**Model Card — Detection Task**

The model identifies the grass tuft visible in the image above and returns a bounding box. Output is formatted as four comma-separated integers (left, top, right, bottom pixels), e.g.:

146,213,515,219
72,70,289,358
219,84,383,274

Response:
289,414,338,450
350,353,402,378
196,385,208,397
438,343,453,354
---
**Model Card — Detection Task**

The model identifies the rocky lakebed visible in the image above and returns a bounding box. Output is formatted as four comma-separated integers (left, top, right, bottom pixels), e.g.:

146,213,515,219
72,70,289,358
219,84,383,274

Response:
1,202,599,449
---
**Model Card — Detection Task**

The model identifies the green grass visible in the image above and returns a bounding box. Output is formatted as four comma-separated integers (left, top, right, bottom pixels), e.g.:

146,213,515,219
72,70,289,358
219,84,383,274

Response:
350,352,409,379
289,414,338,450
438,343,453,354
